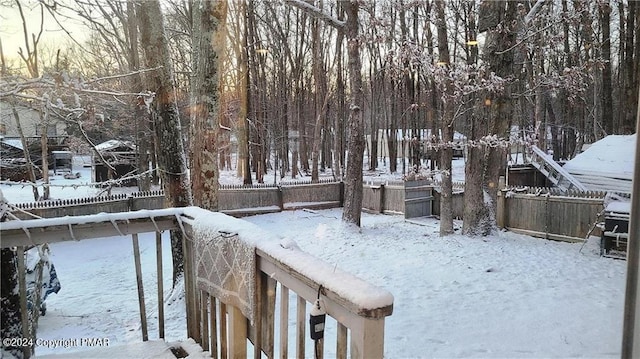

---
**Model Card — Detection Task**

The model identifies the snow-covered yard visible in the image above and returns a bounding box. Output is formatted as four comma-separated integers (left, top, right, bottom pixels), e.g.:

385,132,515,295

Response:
24,207,625,358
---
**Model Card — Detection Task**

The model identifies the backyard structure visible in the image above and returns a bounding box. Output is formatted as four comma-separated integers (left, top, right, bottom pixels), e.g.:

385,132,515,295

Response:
92,140,138,186
507,134,636,193
0,136,70,181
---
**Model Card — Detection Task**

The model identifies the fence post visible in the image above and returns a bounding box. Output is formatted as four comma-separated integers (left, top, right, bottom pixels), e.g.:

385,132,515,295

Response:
497,176,506,228
379,184,385,213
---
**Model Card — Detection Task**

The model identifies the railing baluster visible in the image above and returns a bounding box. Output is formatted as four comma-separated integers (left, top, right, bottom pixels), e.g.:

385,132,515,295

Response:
228,305,247,357
263,276,277,357
219,302,228,359
296,295,306,358
200,291,210,353
155,232,164,339
254,270,263,359
210,298,218,359
132,233,148,341
336,322,347,359
279,285,289,359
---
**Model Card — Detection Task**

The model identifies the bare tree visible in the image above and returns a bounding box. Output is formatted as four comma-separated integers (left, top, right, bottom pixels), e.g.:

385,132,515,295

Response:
190,0,227,210
137,0,193,284
434,0,454,236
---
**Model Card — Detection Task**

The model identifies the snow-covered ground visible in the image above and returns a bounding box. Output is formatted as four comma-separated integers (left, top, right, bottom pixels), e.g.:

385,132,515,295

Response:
20,208,626,358
1,136,633,358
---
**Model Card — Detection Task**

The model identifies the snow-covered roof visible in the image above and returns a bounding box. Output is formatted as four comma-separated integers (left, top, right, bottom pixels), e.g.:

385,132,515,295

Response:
562,134,635,193
95,140,136,152
1,137,24,150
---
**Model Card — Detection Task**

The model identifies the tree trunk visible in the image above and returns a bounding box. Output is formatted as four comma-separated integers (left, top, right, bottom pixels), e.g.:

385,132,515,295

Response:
340,0,365,226
483,0,518,234
238,0,252,185
434,0,454,236
127,0,151,192
39,97,50,200
190,0,227,210
138,0,193,285
600,0,613,135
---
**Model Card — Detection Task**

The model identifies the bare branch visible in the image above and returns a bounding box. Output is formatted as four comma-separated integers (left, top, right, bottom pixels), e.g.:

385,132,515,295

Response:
284,0,345,29
85,66,163,85
524,0,548,25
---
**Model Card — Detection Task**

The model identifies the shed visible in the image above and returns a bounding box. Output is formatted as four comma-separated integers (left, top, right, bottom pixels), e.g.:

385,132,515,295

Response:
562,134,635,193
93,140,138,186
52,151,73,174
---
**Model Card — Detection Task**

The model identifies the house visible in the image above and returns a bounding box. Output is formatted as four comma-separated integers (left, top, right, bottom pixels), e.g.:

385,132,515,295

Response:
0,101,67,138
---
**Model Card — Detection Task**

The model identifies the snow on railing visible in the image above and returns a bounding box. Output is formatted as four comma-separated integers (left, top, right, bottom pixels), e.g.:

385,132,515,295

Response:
180,207,394,358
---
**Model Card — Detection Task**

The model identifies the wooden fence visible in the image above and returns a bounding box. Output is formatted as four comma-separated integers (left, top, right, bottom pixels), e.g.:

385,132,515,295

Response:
10,181,343,219
361,180,435,218
10,191,165,219
497,186,609,242
7,179,615,243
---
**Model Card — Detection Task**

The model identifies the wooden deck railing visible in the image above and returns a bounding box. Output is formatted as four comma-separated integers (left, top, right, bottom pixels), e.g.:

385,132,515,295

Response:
1,207,394,358
180,208,394,359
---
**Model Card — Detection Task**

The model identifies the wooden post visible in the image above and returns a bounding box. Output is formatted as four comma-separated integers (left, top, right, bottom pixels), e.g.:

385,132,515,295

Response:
155,232,165,339
497,176,506,228
132,234,148,341
350,318,385,359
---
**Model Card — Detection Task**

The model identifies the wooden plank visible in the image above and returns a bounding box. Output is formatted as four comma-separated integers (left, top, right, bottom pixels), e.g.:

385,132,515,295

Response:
132,234,148,341
228,305,247,358
1,217,177,248
220,302,228,359
336,322,347,359
155,232,165,339
183,230,200,343
315,337,324,359
253,267,263,359
210,298,218,359
200,291,210,353
261,274,276,358
279,285,289,359
506,227,585,243
296,295,306,359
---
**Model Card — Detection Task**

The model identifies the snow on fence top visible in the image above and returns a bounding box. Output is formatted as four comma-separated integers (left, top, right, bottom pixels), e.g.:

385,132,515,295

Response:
11,190,164,209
